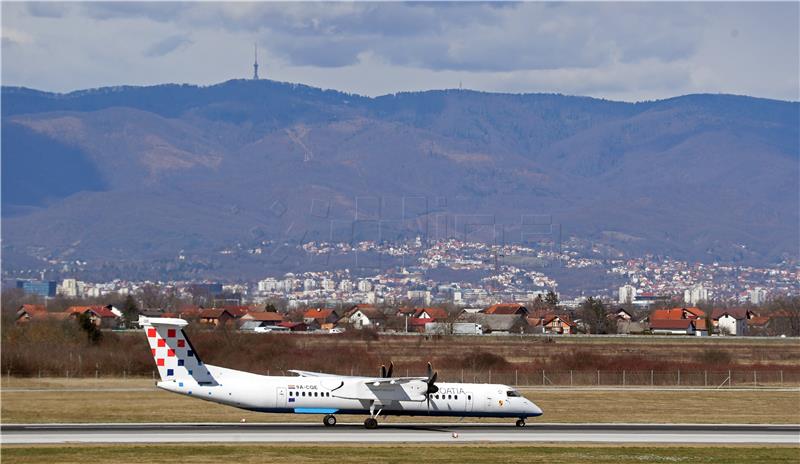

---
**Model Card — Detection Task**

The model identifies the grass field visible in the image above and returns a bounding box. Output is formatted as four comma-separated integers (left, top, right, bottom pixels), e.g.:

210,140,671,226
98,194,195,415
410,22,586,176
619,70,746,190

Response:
2,444,800,464
2,378,799,424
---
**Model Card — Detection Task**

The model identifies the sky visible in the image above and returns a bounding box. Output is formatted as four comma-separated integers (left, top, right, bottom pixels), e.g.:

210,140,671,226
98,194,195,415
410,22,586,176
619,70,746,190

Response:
2,1,798,102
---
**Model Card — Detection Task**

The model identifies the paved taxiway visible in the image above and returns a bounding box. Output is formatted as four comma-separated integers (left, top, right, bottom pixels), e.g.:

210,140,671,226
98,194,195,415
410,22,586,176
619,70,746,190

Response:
3,423,798,444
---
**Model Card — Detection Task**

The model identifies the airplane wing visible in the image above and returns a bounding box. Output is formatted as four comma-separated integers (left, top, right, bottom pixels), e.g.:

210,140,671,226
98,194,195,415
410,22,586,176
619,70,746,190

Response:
288,370,351,378
332,376,429,402
289,369,429,401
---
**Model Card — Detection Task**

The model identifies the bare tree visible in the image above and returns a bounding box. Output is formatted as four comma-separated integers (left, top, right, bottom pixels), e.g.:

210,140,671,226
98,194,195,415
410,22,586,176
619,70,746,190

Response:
580,297,616,334
767,297,800,337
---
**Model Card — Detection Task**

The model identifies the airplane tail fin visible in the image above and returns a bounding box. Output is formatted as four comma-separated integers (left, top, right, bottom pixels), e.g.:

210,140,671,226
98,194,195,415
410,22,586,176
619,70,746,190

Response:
138,316,217,385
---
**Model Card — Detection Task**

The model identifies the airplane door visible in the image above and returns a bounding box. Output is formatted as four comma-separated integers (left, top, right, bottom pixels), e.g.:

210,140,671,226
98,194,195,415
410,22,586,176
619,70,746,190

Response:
276,387,287,409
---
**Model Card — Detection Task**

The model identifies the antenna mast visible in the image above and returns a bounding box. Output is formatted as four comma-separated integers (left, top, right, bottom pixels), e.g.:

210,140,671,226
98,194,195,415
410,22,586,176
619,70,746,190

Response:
253,43,259,80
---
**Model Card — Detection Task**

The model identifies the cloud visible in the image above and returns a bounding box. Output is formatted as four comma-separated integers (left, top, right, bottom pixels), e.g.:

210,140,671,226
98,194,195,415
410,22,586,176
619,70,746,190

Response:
144,34,193,58
25,2,72,18
1,1,797,101
81,2,185,22
243,3,705,73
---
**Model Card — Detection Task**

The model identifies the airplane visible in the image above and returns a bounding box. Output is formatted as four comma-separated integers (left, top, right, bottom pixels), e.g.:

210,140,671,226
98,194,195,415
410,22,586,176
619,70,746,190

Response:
139,316,543,428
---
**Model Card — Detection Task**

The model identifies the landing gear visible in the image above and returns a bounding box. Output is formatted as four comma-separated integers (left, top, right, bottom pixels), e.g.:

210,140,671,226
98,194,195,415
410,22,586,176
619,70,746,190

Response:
323,414,337,427
515,419,526,427
364,417,379,429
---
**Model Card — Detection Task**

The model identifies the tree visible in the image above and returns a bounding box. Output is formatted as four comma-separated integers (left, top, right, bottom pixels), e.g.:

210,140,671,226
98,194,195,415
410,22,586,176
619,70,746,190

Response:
768,297,800,337
545,290,559,308
529,295,548,312
580,297,616,334
77,313,103,345
121,294,139,324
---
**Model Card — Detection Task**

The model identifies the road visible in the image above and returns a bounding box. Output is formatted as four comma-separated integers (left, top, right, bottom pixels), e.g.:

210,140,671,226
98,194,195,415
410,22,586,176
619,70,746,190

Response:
3,423,798,444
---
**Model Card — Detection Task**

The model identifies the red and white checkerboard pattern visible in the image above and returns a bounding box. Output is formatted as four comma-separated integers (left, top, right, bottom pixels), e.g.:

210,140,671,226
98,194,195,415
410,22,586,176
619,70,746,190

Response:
142,321,216,385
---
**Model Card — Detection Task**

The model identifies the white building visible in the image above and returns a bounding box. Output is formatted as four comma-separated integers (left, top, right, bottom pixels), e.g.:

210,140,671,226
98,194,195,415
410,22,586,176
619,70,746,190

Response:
407,290,432,306
684,284,709,305
747,287,768,305
58,279,79,298
357,280,373,292
279,278,297,292
321,278,336,292
257,278,279,293
303,279,316,292
618,285,636,304
338,279,353,293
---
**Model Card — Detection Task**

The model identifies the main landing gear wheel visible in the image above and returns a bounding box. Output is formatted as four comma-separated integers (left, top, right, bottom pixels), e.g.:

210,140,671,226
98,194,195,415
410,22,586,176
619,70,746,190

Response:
515,419,526,427
364,417,379,429
323,415,337,427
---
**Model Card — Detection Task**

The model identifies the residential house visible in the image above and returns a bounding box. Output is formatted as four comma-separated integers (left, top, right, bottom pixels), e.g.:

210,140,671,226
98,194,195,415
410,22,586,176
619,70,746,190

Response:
302,308,341,330
614,308,635,321
221,306,252,319
16,304,70,323
465,313,528,334
396,307,452,332
67,306,121,329
240,311,285,330
347,306,387,329
711,309,754,336
650,307,705,321
415,307,450,320
176,305,203,320
527,313,576,335
277,321,309,332
483,303,529,315
747,316,772,336
15,304,47,323
198,308,234,327
693,318,709,336
649,319,699,336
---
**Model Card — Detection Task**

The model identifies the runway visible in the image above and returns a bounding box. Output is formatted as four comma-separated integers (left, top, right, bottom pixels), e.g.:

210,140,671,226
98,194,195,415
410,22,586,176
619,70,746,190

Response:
3,423,798,444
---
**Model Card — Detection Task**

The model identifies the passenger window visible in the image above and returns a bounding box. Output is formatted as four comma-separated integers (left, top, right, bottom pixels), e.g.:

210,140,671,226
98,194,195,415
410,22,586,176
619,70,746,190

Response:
314,392,318,397
448,394,452,400
455,395,458,400
302,391,306,397
468,395,471,400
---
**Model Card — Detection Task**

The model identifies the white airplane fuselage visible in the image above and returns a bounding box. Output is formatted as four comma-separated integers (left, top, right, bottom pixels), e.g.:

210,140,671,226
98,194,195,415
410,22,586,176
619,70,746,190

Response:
157,364,542,419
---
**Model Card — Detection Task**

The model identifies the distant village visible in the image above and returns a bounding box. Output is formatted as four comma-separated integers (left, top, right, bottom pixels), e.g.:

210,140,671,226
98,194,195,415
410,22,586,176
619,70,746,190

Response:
11,288,799,338
6,238,799,338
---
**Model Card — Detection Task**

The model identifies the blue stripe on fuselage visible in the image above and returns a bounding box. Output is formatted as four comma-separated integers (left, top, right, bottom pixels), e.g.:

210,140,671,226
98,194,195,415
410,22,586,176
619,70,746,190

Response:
294,408,339,414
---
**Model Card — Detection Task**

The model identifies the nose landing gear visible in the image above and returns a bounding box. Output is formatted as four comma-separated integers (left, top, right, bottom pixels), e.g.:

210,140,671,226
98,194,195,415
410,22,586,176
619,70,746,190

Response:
515,419,526,427
323,414,337,427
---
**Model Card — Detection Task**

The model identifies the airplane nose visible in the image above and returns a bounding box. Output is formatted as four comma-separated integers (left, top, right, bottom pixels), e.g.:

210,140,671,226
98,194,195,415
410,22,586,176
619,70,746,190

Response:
527,401,543,416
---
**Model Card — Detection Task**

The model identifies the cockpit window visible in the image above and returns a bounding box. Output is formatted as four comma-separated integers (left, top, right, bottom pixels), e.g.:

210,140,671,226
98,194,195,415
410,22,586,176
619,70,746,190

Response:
506,390,522,397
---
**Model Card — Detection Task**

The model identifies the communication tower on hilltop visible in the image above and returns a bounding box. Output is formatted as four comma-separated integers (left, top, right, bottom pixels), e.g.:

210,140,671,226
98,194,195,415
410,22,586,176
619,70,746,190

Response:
253,43,260,80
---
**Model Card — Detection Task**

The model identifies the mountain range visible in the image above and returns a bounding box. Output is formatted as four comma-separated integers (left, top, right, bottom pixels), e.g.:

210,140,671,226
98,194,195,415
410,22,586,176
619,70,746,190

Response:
2,79,798,276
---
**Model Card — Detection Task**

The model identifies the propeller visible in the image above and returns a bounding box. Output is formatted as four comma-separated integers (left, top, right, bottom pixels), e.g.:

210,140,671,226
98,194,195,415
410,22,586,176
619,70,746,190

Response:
425,362,439,413
379,361,394,379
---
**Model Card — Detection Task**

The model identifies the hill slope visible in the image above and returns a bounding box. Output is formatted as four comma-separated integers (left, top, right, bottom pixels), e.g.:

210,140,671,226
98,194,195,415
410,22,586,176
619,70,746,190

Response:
2,80,797,273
